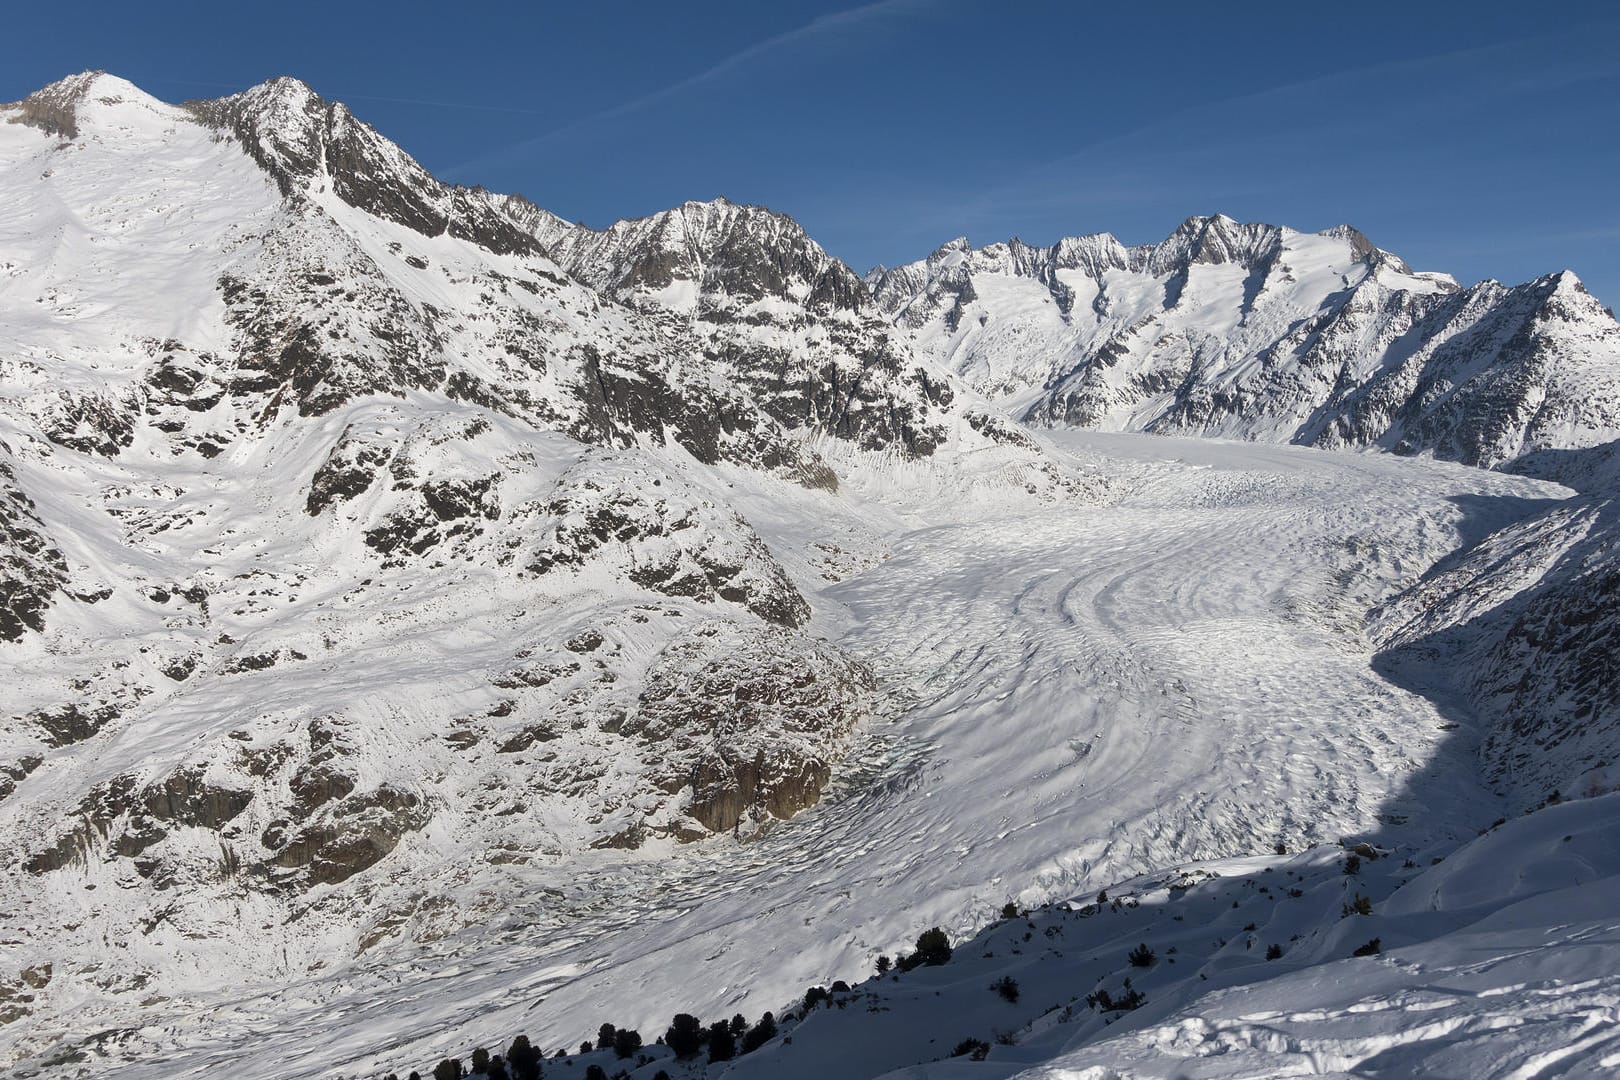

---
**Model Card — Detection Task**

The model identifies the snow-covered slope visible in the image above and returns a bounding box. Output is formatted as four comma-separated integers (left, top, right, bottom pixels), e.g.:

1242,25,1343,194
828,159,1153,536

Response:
713,792,1619,1080
2,70,1616,1080
0,70,1094,1074
870,216,1620,472
1374,437,1620,807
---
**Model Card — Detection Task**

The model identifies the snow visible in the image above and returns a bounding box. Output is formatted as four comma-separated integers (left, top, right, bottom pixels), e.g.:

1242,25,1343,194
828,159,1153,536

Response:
2,74,1616,1080
0,77,280,385
873,218,1620,475
511,797,1620,1080
1009,794,1620,1079
8,426,1574,1079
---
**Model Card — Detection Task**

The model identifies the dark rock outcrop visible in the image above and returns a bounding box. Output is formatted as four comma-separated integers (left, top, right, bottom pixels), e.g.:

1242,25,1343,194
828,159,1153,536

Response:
627,624,875,835
0,447,68,642
264,784,427,886
524,456,811,626
186,78,540,256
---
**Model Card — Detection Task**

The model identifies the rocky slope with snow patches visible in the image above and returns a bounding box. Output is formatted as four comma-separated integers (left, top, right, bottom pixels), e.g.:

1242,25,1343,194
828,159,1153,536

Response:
2,70,1065,1068
388,787,1620,1080
1373,438,1620,808
871,215,1620,471
495,195,963,460
712,792,1620,1080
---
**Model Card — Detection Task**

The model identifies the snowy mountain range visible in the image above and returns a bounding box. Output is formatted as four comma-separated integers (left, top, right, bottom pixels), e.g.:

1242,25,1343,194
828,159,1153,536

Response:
2,71,1618,1079
869,217,1620,476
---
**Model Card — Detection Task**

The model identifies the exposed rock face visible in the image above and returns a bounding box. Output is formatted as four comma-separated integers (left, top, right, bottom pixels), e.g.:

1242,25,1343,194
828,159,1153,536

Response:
26,66,1620,1078
495,196,959,458
0,447,68,642
523,454,811,627
0,964,51,1026
306,425,394,515
185,78,541,256
216,215,449,416
628,623,876,834
142,766,254,831
872,216,1620,473
0,73,914,993
265,783,428,887
1376,448,1620,804
1296,273,1620,469
0,756,42,802
499,194,866,313
364,473,501,562
562,341,841,489
27,701,126,748
38,388,138,456
2,70,98,137
0,78,980,1063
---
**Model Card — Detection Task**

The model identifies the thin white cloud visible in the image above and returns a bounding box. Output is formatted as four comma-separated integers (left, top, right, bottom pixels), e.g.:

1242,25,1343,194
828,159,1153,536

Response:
117,75,557,117
446,0,933,180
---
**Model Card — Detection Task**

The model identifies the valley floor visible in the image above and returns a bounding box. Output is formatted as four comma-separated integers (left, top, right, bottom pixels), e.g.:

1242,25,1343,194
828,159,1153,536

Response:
16,433,1576,1078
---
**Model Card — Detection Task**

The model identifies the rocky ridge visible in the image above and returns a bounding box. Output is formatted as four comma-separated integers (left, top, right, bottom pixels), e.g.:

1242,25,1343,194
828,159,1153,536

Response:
1375,438,1620,805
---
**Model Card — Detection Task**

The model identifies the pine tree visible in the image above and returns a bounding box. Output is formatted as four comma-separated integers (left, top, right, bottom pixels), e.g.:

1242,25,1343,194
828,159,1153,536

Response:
612,1028,642,1059
707,1020,736,1063
664,1014,704,1059
506,1035,541,1080
914,927,952,966
741,1011,777,1054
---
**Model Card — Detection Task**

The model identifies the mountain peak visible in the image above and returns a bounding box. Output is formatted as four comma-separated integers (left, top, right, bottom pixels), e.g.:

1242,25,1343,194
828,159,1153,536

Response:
499,193,869,313
3,70,162,138
231,74,323,106
1149,213,1284,273
682,195,735,210
181,77,542,256
928,237,973,262
1548,268,1587,293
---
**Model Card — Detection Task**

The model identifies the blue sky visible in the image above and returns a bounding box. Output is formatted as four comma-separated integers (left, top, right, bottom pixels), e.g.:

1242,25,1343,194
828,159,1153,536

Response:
6,1,1619,305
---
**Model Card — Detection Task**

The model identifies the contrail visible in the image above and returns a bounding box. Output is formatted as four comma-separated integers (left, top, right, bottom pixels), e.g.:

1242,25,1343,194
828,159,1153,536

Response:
445,0,934,180
128,74,555,117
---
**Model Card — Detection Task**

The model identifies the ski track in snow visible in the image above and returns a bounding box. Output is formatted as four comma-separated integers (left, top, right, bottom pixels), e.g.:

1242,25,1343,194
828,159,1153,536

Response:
41,431,1575,1080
